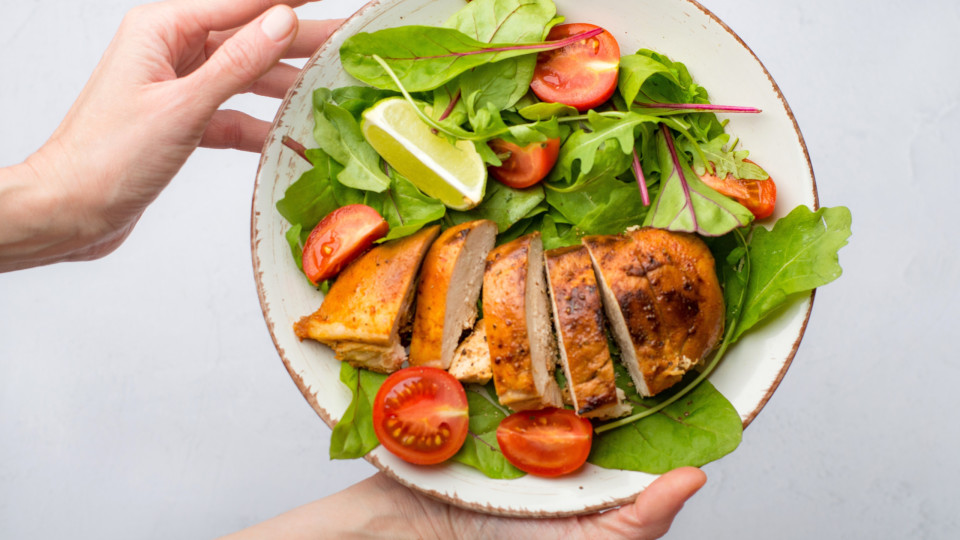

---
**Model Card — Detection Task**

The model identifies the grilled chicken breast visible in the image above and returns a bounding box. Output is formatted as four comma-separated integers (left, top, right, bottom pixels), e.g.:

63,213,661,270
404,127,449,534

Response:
448,319,492,384
483,233,563,411
409,220,497,369
583,227,724,397
545,245,631,419
294,225,440,373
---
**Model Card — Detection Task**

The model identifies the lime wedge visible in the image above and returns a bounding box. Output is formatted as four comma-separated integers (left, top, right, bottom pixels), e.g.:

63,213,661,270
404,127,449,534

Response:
362,97,486,211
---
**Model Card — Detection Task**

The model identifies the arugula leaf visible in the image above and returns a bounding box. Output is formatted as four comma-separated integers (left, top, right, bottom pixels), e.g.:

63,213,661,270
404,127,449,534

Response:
681,132,768,180
547,111,659,187
731,205,852,342
329,363,387,460
643,126,754,236
311,89,391,192
340,25,602,92
588,372,742,474
451,385,525,479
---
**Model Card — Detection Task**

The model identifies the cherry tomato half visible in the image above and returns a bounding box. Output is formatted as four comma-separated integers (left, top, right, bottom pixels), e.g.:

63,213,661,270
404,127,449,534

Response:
496,407,593,477
698,159,777,219
301,204,389,285
530,23,621,112
488,137,561,189
372,366,469,465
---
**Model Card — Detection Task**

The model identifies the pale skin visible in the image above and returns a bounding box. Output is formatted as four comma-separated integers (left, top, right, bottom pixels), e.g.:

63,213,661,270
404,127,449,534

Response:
0,1,707,537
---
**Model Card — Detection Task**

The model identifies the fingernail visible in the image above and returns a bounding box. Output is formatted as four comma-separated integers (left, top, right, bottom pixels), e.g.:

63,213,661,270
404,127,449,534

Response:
261,7,296,42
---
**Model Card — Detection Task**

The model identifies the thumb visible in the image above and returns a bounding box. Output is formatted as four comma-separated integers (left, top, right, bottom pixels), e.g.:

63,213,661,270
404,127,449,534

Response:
611,467,707,539
189,5,298,110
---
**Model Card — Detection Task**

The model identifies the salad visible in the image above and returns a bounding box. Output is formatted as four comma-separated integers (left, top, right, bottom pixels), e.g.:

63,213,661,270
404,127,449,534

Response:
273,0,852,481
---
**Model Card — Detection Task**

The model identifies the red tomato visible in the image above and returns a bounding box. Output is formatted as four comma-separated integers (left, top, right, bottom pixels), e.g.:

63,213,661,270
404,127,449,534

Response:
372,366,469,465
496,407,593,477
698,159,777,219
488,137,561,189
302,204,388,285
530,23,621,112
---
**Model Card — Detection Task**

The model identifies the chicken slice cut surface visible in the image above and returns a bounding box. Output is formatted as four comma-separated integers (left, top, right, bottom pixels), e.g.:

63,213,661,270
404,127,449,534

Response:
294,225,440,373
448,319,492,385
409,219,497,369
483,232,562,411
545,245,631,419
583,227,724,397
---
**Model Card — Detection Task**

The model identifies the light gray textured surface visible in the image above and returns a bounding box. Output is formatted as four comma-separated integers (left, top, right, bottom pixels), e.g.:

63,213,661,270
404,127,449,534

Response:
1,0,957,539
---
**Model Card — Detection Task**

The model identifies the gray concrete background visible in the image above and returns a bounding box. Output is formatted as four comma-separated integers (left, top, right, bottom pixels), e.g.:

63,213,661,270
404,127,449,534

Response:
1,0,957,538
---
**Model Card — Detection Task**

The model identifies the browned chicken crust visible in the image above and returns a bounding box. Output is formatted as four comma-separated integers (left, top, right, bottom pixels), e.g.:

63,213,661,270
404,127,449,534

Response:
583,227,724,397
483,233,562,411
545,245,631,419
294,225,440,373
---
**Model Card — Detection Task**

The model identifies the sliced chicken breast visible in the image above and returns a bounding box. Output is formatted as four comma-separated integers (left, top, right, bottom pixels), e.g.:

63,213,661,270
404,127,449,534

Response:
545,245,631,419
583,227,724,397
409,220,498,369
448,319,492,384
483,232,562,411
294,225,440,373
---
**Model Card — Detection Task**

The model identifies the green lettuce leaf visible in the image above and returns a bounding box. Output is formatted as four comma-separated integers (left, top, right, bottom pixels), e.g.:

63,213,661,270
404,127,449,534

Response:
448,180,544,233
329,363,387,460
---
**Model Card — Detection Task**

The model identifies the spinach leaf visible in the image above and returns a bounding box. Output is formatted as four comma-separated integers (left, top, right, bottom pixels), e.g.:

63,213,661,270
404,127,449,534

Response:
588,373,742,474
643,126,753,236
731,205,852,342
340,25,601,92
332,85,399,120
363,170,446,241
545,174,648,235
311,89,391,192
283,224,304,271
540,213,582,250
451,385,525,479
329,363,387,460
448,180,544,232
618,53,681,107
275,148,345,230
446,0,558,119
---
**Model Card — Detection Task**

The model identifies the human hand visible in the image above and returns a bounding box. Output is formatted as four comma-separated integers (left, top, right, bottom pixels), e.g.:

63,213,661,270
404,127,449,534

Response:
0,0,340,270
222,468,707,540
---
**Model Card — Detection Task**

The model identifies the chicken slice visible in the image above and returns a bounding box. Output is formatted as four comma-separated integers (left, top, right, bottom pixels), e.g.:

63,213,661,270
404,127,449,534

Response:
447,320,492,384
294,225,440,373
582,227,724,397
483,232,562,411
409,220,498,369
544,245,631,419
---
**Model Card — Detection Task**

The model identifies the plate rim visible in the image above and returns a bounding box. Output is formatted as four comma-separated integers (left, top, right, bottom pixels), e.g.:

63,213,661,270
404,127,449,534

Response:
250,0,819,517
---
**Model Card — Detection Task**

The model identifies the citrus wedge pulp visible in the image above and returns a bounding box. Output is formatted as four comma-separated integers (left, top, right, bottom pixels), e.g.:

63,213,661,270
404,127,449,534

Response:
361,97,486,211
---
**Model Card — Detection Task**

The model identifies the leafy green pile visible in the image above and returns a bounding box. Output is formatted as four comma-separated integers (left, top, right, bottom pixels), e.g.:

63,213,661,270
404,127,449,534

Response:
275,0,853,479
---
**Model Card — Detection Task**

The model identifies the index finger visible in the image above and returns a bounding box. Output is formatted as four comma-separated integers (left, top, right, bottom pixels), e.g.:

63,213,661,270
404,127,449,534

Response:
207,19,344,58
167,0,312,32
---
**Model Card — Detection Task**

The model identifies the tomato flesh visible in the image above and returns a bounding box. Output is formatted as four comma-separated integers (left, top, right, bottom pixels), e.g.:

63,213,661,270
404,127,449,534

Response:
488,137,561,189
531,23,621,112
301,204,388,285
698,159,777,219
372,366,469,465
496,407,593,477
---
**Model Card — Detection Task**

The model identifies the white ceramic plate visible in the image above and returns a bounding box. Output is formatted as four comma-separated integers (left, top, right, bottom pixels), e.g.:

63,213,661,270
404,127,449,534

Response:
252,0,817,517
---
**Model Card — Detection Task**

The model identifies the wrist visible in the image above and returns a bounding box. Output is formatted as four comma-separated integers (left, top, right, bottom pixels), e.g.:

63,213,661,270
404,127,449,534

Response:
0,145,104,271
